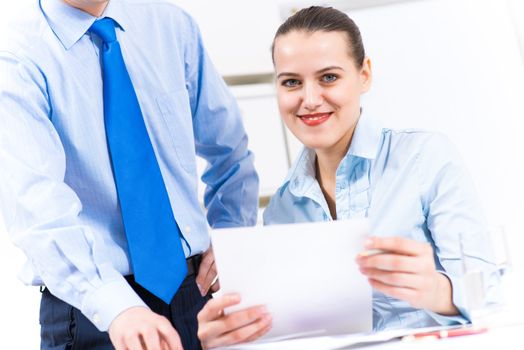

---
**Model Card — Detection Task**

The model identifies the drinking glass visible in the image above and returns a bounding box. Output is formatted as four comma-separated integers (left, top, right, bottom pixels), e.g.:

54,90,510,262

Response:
459,226,510,324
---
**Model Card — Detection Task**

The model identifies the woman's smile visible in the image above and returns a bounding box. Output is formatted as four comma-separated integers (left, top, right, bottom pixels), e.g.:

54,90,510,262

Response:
297,112,332,126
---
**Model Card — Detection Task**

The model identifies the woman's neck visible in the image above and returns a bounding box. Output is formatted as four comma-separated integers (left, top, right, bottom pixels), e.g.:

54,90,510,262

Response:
315,134,352,220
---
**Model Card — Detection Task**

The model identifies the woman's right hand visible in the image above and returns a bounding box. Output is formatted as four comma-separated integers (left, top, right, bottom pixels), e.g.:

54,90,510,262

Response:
197,293,272,349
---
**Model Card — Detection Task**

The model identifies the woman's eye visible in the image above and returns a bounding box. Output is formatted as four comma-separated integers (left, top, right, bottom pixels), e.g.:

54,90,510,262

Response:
322,74,338,83
282,79,300,87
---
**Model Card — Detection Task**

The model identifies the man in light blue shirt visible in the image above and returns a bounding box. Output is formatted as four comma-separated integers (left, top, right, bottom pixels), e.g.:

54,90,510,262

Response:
263,112,500,330
0,0,258,349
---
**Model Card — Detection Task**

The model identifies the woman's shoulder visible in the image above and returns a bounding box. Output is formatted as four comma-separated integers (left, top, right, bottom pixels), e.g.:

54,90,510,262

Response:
374,128,466,192
384,127,451,145
380,128,458,159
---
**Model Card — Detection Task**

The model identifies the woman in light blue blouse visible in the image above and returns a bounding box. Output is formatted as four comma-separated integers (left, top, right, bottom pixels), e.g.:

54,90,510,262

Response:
197,6,500,349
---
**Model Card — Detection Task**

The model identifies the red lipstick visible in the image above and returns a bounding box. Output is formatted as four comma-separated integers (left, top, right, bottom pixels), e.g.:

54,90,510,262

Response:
298,112,331,126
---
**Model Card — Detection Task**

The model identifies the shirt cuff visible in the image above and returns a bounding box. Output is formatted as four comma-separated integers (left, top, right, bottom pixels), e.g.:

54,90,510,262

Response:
81,275,148,331
426,271,470,326
211,221,252,229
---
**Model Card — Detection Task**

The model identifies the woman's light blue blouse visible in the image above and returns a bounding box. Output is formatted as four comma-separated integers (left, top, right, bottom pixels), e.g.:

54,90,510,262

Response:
263,114,500,330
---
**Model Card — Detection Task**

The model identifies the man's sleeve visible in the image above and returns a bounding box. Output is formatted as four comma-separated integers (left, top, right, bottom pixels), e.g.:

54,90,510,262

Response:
182,15,259,228
0,52,147,331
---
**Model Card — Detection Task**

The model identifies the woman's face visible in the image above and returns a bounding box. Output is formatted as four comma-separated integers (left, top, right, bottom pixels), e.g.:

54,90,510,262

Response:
273,30,372,154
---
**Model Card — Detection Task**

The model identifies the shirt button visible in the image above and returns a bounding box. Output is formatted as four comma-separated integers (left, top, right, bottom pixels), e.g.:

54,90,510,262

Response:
185,226,191,234
93,313,100,325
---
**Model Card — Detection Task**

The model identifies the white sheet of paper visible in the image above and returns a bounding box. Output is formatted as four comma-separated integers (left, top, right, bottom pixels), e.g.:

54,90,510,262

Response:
210,219,372,341
217,325,465,350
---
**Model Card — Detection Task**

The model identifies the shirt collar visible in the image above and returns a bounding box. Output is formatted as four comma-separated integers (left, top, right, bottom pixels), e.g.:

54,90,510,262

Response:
40,0,129,50
284,112,384,197
283,147,323,201
346,111,384,160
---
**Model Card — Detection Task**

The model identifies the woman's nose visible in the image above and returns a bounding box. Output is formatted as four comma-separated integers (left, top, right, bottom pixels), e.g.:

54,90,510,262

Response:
302,83,323,111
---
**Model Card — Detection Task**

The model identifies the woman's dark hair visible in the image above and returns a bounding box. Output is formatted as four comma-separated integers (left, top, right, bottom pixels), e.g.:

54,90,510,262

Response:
271,6,366,68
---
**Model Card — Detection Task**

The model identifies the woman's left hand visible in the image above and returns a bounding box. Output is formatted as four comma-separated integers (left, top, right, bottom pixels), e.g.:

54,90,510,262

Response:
356,236,458,315
197,294,272,349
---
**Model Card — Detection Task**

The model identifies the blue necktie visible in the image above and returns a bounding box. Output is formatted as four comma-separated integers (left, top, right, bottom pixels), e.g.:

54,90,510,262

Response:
89,18,187,303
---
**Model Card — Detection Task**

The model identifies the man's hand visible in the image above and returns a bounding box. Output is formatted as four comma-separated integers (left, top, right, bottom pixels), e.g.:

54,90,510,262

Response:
196,247,220,296
109,306,182,350
356,236,459,315
197,294,272,349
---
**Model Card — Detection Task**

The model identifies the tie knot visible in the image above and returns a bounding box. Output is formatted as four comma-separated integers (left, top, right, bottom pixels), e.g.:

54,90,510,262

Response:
89,17,117,44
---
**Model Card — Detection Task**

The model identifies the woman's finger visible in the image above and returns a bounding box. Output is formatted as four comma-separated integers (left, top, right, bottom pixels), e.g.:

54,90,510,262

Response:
243,323,272,343
357,254,421,272
204,313,272,349
360,267,423,289
365,237,432,257
197,294,241,322
367,278,419,304
200,305,268,340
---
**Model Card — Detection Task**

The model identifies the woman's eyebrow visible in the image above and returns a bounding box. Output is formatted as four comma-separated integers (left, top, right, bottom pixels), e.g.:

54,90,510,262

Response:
277,66,345,79
276,72,300,79
316,66,344,74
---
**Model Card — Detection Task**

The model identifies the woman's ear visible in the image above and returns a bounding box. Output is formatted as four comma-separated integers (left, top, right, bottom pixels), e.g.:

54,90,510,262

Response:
360,57,372,93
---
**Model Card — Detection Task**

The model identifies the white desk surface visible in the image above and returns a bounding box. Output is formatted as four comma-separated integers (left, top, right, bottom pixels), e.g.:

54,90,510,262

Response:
364,324,522,350
221,309,524,350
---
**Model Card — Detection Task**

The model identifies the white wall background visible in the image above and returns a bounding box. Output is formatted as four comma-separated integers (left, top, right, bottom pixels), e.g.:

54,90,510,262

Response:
1,0,523,348
349,0,524,316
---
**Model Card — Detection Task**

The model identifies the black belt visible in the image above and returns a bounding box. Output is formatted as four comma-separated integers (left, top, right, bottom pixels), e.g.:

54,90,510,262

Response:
185,253,202,276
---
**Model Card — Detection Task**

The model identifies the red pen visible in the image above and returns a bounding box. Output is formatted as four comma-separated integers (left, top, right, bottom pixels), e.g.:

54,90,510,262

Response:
402,326,488,341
